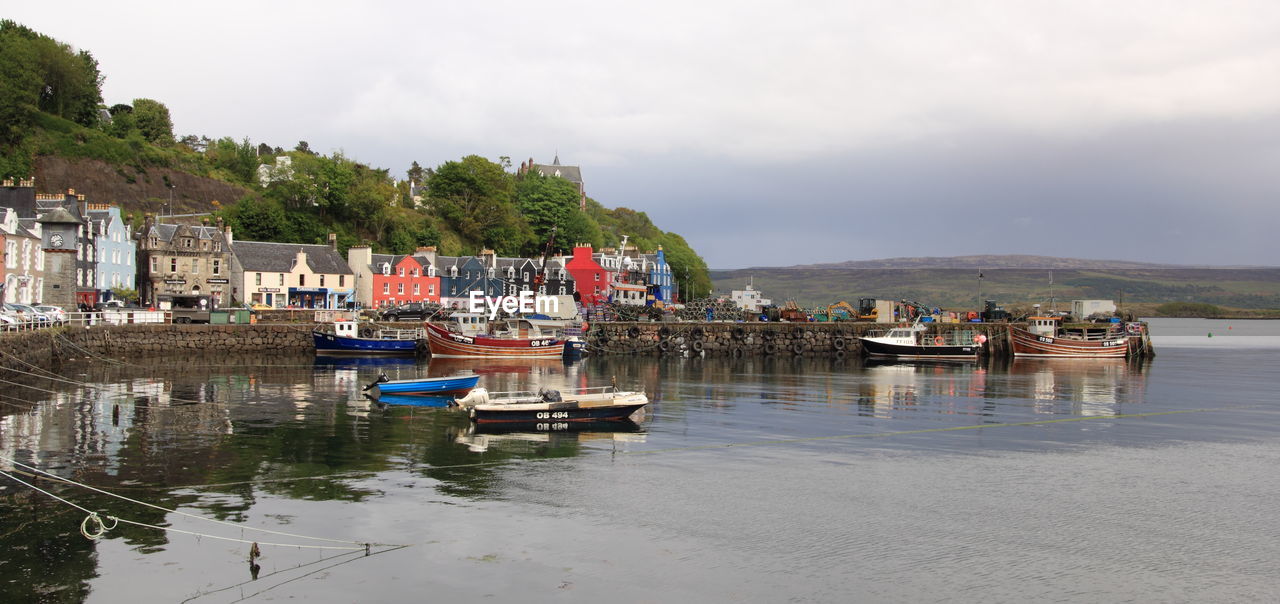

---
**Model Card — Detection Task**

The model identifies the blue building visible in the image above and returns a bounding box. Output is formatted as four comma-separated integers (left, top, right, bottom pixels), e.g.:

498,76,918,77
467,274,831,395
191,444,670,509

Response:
87,205,136,302
643,247,676,304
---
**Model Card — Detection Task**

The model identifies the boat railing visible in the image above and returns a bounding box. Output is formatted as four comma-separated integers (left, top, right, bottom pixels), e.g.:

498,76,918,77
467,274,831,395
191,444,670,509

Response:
380,328,425,340
485,385,627,398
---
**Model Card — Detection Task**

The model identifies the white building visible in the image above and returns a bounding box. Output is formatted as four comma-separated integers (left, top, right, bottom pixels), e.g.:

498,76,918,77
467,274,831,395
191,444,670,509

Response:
730,281,772,313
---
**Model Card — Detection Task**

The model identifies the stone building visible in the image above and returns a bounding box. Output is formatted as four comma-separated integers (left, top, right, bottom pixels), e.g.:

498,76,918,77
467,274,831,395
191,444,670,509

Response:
136,217,233,306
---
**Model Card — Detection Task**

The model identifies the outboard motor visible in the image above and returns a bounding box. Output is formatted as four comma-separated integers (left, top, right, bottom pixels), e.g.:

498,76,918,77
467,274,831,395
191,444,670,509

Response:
453,388,489,408
539,388,562,403
361,373,390,392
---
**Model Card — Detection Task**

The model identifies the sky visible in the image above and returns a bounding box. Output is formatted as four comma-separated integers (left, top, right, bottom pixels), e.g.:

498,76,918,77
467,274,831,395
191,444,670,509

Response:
10,1,1280,268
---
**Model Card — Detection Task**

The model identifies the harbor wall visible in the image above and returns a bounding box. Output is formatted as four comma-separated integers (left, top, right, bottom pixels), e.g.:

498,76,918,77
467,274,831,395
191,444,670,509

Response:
0,321,1153,371
585,322,1019,358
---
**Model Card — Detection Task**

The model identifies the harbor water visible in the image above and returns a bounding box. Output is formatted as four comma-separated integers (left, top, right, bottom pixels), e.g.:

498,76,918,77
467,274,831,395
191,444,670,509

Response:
1,318,1278,602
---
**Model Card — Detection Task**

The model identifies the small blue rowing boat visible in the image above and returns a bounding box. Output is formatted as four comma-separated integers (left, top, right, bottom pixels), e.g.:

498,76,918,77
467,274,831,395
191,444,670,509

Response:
363,373,480,398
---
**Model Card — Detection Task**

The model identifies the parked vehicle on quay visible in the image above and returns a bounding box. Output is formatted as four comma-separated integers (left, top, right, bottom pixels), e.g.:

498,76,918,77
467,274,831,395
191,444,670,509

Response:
380,302,435,322
4,303,51,327
33,305,66,325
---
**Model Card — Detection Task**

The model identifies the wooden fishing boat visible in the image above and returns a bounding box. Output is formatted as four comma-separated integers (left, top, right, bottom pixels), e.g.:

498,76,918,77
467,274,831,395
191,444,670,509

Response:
313,320,423,355
859,322,986,360
424,318,566,359
363,372,480,397
453,386,649,424
1009,317,1129,359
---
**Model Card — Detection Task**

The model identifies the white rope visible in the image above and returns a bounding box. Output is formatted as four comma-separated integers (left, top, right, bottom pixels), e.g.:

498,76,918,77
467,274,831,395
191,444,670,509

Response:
1,458,394,548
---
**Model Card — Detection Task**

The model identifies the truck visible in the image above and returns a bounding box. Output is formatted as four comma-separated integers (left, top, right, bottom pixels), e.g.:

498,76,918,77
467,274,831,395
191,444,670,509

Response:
158,294,214,324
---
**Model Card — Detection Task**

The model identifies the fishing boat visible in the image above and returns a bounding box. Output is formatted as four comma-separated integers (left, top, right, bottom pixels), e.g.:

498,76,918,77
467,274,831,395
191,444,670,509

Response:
424,313,568,359
363,372,480,397
452,386,649,424
859,322,987,360
313,320,423,355
1009,316,1130,359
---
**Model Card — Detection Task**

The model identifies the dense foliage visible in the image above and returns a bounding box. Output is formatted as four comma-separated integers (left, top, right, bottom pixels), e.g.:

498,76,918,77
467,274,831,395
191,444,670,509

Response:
0,21,711,298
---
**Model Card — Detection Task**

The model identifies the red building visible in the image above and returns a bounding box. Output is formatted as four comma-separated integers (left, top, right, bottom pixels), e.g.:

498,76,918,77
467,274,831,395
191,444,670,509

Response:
370,254,440,308
564,244,612,306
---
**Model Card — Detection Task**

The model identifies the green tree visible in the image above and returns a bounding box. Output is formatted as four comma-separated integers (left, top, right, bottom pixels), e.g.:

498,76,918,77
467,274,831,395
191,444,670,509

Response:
426,155,528,254
0,22,40,145
515,171,581,249
223,196,292,241
131,98,174,145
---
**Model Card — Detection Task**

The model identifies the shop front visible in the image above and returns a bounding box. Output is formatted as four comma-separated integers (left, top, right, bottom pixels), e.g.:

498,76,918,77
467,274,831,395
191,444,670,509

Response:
288,287,331,309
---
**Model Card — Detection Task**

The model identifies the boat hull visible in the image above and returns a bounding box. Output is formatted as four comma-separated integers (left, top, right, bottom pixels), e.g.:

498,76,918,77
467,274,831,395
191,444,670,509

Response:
313,331,419,355
369,374,480,397
425,323,565,359
470,401,649,424
1009,326,1128,358
860,338,981,360
370,394,454,407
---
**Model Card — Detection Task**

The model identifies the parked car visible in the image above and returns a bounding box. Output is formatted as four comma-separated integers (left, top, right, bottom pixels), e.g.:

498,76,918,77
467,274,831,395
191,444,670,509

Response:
4,303,50,326
0,312,17,330
380,302,434,321
33,305,67,324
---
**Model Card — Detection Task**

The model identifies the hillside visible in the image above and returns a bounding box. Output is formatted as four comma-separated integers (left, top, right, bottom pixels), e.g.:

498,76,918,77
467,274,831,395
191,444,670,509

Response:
35,156,250,216
712,256,1280,312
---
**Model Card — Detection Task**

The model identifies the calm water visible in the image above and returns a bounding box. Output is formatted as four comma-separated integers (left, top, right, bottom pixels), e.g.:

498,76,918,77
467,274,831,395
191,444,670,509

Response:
1,318,1278,602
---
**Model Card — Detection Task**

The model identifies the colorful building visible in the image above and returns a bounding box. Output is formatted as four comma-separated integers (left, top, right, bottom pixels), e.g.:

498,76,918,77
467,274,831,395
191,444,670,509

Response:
87,204,136,302
232,236,354,309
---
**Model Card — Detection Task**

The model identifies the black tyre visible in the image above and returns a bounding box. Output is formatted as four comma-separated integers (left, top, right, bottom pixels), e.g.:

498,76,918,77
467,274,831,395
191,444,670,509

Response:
732,327,746,340
832,337,846,351
691,340,704,353
627,326,641,338
763,342,778,355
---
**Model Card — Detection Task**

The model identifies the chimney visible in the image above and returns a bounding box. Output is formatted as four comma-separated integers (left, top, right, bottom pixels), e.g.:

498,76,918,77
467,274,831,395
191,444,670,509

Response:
328,232,337,250
223,224,233,246
480,248,496,268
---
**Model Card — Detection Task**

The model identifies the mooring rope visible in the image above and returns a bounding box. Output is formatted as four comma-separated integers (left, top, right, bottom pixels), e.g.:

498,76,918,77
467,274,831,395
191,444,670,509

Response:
0,456,399,549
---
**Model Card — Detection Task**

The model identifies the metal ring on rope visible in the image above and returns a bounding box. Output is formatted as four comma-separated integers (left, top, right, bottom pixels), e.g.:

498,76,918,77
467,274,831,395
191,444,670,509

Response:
81,512,118,540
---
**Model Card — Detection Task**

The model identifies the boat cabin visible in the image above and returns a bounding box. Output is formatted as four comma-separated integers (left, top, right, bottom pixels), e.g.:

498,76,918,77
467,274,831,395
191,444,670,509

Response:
445,312,491,336
333,320,360,338
1027,316,1063,336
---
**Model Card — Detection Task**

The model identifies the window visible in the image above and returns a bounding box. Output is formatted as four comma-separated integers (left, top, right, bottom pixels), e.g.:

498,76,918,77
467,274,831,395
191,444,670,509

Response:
413,284,419,295
299,274,305,287
192,259,199,274
383,283,389,294
411,268,418,277
170,258,177,273
428,285,435,296
151,256,157,272
397,283,404,295
255,273,262,286
339,275,344,287
398,267,404,277
5,241,15,268
279,274,284,286
594,273,600,281
213,260,220,275
319,275,325,287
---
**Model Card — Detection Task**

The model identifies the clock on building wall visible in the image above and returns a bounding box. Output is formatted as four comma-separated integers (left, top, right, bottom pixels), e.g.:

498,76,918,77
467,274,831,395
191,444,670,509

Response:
38,207,80,252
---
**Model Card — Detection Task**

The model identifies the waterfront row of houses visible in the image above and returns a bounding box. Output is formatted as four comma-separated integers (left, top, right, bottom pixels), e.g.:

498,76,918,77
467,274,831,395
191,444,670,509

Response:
0,178,678,310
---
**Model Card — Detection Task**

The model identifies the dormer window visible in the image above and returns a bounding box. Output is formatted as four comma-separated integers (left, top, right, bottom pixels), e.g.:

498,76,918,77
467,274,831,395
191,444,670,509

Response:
381,263,391,276
428,267,436,277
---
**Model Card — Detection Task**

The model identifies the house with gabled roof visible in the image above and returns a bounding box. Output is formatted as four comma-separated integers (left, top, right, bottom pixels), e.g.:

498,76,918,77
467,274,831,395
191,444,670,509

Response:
565,244,612,306
136,216,233,306
86,204,136,302
232,234,354,309
520,155,586,211
0,207,44,305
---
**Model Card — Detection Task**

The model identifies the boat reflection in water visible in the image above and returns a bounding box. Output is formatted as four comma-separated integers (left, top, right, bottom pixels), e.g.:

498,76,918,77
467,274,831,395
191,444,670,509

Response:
853,357,1148,419
1007,358,1148,416
369,393,454,408
452,418,646,453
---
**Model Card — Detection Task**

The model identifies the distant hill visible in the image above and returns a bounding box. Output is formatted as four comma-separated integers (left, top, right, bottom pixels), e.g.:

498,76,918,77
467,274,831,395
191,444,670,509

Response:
779,255,1248,271
711,255,1280,311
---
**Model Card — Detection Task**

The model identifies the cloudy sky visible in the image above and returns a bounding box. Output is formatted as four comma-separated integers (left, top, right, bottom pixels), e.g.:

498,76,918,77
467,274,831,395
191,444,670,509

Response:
11,1,1280,268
